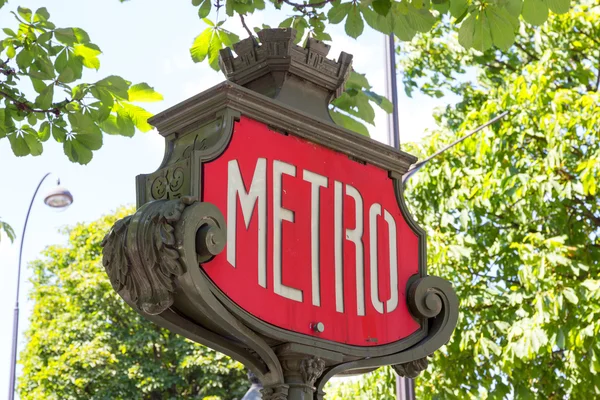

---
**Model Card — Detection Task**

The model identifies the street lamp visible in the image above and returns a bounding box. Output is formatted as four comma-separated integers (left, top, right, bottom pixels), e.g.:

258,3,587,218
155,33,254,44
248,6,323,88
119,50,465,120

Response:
383,29,415,400
8,173,73,400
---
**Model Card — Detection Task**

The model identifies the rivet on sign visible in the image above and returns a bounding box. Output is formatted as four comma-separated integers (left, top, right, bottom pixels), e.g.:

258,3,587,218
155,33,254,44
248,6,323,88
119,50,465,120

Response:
311,322,325,333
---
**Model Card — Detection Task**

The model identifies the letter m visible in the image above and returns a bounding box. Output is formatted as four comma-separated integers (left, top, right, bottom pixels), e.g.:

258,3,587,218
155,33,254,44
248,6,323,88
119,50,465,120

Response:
226,158,267,288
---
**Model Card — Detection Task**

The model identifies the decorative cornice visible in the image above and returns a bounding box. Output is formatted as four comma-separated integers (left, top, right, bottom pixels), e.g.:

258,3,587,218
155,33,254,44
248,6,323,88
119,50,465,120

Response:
220,28,352,97
219,28,352,121
148,81,417,176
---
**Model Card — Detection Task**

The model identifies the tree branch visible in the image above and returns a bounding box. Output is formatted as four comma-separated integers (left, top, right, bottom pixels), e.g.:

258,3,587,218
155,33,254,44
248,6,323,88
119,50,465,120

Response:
484,59,516,73
1,44,22,72
593,50,600,92
576,28,600,47
0,61,15,76
484,210,542,234
514,42,539,62
495,58,517,72
279,0,335,9
0,90,63,116
572,198,600,228
556,167,576,181
239,14,253,38
152,341,159,361
473,271,520,285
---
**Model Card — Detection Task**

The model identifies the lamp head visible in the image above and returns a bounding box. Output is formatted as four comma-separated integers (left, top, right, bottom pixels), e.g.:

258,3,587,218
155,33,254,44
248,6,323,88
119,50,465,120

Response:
44,184,73,209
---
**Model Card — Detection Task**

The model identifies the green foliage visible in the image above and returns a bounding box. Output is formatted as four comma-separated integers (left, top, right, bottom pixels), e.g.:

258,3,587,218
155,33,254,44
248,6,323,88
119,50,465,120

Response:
329,71,393,135
19,208,248,400
184,0,572,135
0,218,15,243
336,1,600,398
2,0,573,154
188,0,572,54
0,7,162,164
325,367,397,399
190,18,240,70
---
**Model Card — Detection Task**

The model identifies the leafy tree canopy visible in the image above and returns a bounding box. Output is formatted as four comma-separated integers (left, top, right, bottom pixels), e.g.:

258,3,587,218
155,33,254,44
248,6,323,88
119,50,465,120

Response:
1,0,573,165
0,4,162,164
0,0,574,240
188,0,573,61
19,208,248,400
335,1,600,398
185,0,573,134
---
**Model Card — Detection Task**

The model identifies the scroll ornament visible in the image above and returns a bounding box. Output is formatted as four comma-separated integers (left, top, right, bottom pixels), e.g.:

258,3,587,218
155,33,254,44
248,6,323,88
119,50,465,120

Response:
101,197,226,315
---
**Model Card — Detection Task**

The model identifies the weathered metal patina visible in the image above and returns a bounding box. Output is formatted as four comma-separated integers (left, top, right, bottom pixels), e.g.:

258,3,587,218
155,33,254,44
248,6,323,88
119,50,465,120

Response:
101,28,458,400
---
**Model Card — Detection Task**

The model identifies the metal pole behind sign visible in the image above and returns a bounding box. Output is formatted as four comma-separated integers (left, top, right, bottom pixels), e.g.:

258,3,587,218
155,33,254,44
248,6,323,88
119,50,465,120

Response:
396,374,416,399
384,33,400,150
384,31,416,400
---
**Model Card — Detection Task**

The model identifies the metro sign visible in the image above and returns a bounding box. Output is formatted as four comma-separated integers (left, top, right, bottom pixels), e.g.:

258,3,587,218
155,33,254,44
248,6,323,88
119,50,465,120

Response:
202,116,421,346
103,31,457,398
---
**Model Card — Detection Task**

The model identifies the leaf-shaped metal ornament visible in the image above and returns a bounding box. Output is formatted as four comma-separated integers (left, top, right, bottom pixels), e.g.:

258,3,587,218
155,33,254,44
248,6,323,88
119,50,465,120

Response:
101,215,132,293
101,198,191,315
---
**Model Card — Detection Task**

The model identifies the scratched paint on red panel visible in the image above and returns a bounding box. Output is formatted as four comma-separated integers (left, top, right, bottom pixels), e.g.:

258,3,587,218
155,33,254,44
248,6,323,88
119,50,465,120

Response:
202,116,420,346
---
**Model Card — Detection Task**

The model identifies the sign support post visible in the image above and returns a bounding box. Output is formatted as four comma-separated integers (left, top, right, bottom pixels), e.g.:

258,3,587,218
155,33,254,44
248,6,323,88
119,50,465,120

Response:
101,29,458,400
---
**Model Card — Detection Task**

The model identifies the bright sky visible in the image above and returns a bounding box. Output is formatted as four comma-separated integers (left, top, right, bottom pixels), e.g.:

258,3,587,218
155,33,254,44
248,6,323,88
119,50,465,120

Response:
0,0,450,396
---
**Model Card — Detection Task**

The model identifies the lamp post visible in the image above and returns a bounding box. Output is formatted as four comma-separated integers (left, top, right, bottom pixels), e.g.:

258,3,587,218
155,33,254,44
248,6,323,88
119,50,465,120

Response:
8,173,73,400
384,31,415,400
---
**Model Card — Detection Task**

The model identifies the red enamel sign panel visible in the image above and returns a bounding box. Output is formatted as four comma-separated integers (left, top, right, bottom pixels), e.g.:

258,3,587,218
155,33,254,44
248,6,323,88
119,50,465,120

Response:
202,116,420,346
